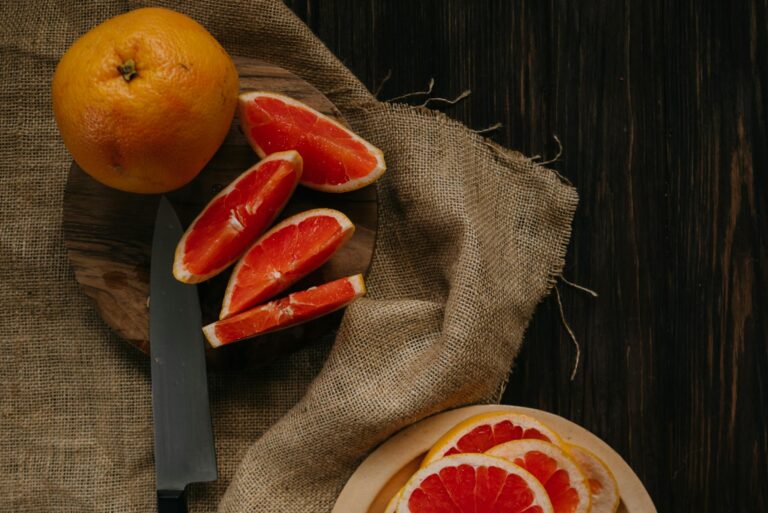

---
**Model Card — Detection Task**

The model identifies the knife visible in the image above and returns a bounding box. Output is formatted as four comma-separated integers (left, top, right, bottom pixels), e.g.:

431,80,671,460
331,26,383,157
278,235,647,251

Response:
150,196,217,513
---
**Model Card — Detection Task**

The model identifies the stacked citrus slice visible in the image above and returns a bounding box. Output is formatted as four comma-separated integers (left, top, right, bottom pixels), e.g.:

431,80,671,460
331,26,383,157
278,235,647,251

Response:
400,454,554,513
393,411,620,513
422,412,562,465
172,93,386,346
487,440,591,513
567,446,620,513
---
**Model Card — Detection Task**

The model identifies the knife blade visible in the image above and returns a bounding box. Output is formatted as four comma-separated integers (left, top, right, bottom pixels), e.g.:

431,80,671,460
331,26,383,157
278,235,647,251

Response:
150,196,217,513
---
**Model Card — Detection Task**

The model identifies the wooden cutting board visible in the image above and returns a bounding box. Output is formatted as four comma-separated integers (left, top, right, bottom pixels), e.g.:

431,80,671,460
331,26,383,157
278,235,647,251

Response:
62,56,377,370
333,405,656,513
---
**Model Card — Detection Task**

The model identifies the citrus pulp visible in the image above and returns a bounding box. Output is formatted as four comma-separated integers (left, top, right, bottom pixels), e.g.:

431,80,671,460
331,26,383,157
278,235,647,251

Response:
220,208,354,319
398,453,553,513
239,91,386,192
204,274,365,347
487,440,591,513
422,411,562,467
174,151,302,283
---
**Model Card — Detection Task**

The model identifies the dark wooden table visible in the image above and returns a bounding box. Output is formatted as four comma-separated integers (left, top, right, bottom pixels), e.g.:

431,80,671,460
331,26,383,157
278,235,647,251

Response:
285,1,767,511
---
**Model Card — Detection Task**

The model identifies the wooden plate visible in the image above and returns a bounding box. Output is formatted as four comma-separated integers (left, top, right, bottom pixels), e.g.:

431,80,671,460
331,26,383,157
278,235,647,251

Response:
62,56,377,370
333,405,656,513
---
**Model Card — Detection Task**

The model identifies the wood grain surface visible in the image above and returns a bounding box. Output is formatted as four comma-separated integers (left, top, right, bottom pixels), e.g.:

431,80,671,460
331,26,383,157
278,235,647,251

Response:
62,56,377,370
282,1,768,511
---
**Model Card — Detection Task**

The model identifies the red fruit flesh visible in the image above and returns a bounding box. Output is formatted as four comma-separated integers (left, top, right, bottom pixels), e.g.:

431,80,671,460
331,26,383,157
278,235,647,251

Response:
408,464,545,513
445,421,554,457
203,274,365,347
239,92,386,192
173,151,302,283
220,208,354,319
513,452,581,513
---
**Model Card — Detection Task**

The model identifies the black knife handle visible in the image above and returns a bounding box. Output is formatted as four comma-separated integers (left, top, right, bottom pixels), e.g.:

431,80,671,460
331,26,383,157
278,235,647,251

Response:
158,489,187,513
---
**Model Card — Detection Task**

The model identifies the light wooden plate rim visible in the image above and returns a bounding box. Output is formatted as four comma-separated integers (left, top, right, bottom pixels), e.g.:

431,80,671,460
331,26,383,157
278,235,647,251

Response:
333,404,656,513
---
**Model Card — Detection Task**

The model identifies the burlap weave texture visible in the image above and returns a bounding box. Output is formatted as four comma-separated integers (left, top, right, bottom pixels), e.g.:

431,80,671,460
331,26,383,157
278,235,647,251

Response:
0,1,577,512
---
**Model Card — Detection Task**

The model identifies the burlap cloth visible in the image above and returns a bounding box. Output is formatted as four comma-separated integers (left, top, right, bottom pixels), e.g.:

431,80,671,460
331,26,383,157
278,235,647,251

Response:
0,1,577,511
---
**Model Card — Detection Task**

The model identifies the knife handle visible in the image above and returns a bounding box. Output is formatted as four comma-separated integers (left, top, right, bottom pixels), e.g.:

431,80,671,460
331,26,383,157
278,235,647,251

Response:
158,489,187,513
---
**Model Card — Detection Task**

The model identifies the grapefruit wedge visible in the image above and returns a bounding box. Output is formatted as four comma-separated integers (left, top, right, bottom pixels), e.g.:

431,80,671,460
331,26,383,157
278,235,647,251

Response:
487,440,591,513
422,412,563,467
239,91,386,192
203,274,365,347
173,151,302,283
567,445,620,513
398,453,554,513
220,208,355,319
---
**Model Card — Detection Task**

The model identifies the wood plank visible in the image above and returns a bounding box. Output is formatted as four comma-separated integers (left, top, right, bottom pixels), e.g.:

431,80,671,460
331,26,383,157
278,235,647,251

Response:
284,1,768,511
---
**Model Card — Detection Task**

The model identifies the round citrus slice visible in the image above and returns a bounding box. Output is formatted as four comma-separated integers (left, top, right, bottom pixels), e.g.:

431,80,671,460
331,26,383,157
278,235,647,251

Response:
422,411,563,467
203,274,365,347
220,208,354,319
567,445,620,513
384,489,402,513
239,91,386,192
173,151,302,283
487,440,591,513
398,453,553,513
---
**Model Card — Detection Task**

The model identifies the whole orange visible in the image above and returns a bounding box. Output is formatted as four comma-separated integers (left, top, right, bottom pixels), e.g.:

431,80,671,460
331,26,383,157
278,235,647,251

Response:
52,7,239,193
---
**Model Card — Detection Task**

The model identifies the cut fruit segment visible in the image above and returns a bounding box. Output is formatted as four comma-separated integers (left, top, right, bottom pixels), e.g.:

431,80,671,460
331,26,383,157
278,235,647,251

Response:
422,411,563,467
203,274,365,347
239,91,386,192
221,208,354,319
384,489,402,513
487,440,591,513
398,453,554,513
173,151,302,283
567,445,620,513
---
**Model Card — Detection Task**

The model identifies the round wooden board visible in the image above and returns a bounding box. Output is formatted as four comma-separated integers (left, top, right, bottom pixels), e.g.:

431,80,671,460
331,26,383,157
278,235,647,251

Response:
333,405,656,513
62,56,377,370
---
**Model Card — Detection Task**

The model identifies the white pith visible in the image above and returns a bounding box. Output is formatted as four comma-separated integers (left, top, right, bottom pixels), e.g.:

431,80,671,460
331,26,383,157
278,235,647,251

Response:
202,323,222,348
238,91,386,192
398,453,553,513
348,274,366,295
567,444,620,513
172,150,302,284
487,439,592,513
228,211,246,232
219,208,355,319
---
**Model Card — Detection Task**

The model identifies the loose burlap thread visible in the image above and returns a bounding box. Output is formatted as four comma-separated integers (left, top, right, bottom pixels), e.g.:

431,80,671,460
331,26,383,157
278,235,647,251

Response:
0,1,578,512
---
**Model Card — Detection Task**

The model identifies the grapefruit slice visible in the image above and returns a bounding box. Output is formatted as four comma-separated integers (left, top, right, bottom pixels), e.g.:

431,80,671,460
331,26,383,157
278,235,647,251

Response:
203,274,365,347
567,445,620,513
239,91,386,192
487,440,591,513
221,208,354,319
398,453,554,513
384,489,403,513
422,412,563,467
173,151,302,283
